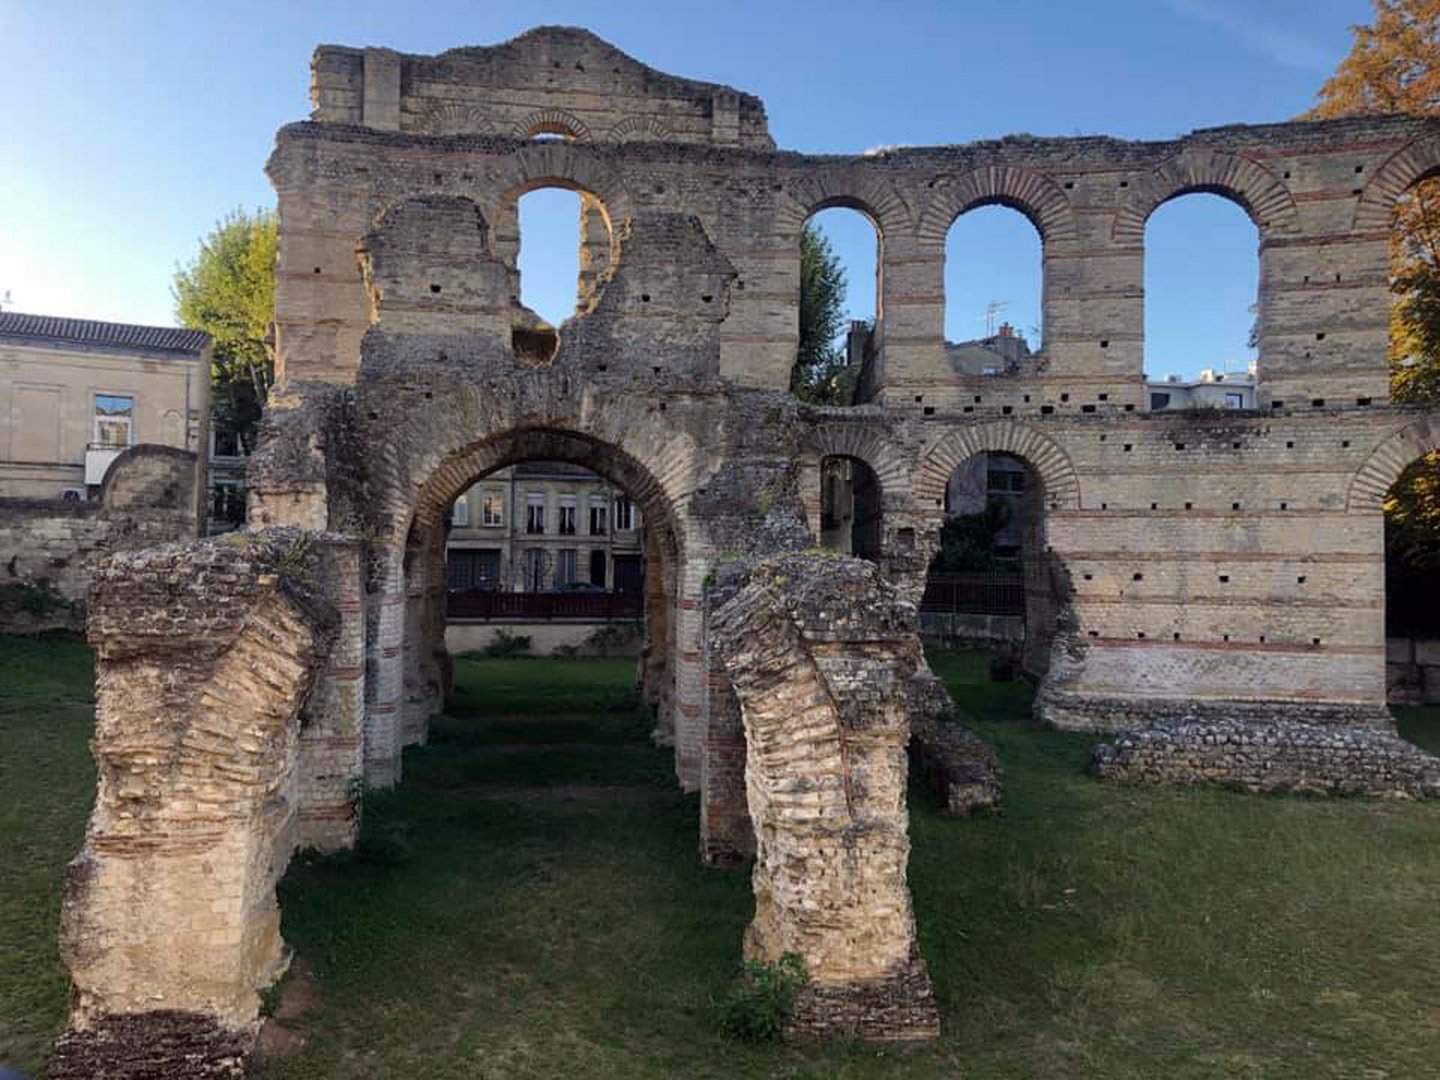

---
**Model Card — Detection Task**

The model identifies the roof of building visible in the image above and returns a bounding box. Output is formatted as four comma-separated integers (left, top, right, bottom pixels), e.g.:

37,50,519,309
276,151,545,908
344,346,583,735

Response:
0,312,209,356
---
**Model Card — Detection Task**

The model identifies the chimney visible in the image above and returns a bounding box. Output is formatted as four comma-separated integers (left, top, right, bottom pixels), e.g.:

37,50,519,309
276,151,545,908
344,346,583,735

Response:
998,322,1013,338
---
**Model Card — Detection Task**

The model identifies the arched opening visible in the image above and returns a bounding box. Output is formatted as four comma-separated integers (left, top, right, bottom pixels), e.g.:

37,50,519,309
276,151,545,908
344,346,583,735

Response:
1384,460,1440,747
443,460,648,638
505,183,613,363
922,451,1057,677
793,205,879,405
818,454,883,560
1144,193,1259,408
944,204,1042,374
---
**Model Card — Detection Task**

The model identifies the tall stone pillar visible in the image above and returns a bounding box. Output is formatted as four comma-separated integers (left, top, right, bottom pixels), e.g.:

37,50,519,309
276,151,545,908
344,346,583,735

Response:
711,553,939,1040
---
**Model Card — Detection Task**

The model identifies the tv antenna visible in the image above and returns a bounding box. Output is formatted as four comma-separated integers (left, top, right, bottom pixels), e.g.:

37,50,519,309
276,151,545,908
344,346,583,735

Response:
982,300,1008,336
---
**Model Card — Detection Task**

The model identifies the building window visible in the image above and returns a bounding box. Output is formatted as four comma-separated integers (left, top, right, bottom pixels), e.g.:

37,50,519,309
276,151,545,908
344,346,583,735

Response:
1150,391,1172,410
524,548,546,590
589,497,608,536
558,494,578,535
614,495,637,531
1225,392,1245,409
526,493,546,535
556,549,577,585
589,549,607,587
447,549,501,591
94,393,134,447
481,491,504,527
451,497,470,527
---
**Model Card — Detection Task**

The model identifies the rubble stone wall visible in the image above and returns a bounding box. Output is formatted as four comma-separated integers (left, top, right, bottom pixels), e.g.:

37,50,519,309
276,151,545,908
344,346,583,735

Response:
0,445,201,632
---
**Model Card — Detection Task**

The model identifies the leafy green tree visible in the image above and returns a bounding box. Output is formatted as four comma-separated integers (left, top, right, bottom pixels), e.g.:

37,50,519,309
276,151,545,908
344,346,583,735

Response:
173,208,278,448
793,222,851,403
1308,0,1440,618
931,498,1013,573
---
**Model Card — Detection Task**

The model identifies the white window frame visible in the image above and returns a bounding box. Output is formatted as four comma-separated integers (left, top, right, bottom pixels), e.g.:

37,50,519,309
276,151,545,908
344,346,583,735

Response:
614,495,637,532
526,493,546,535
558,494,578,535
93,392,136,448
589,496,608,536
481,490,504,527
451,497,470,526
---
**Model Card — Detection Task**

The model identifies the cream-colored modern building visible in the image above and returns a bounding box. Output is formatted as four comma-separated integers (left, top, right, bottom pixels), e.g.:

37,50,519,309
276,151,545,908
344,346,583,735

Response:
0,312,210,499
446,461,644,592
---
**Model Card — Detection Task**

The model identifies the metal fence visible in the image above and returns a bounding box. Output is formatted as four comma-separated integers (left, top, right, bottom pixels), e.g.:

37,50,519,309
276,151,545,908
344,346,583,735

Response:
446,589,644,622
920,573,1024,615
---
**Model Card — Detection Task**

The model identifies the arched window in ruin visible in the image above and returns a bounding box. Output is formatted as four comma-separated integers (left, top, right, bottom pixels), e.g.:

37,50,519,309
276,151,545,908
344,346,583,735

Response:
944,205,1042,375
1144,194,1258,407
818,454,882,561
506,184,613,363
793,207,880,405
924,452,1058,678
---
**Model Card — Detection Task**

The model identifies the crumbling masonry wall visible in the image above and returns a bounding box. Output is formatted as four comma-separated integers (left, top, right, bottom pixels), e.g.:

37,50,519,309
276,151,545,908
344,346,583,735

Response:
0,445,201,632
52,25,1440,1075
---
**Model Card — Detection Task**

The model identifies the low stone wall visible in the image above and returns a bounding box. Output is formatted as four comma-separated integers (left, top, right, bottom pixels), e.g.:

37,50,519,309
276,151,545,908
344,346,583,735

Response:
445,619,642,657
1387,638,1440,706
908,669,1002,814
1091,718,1440,798
0,445,200,633
918,611,1023,648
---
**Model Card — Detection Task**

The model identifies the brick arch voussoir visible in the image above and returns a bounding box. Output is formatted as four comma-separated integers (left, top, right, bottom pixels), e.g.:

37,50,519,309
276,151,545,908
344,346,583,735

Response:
1353,133,1440,233
915,420,1080,513
777,173,911,238
916,165,1077,247
804,421,914,501
499,144,625,216
405,422,695,553
1347,415,1440,512
510,107,592,142
1111,149,1299,245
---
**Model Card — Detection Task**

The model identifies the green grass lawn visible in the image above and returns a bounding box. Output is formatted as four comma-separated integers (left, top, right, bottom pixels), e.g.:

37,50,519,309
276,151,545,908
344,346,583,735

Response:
3,638,1440,1078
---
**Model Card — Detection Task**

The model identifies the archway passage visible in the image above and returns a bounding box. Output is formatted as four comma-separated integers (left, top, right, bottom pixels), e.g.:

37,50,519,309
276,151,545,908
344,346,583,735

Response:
818,454,883,561
1383,454,1440,739
922,451,1058,677
442,459,648,656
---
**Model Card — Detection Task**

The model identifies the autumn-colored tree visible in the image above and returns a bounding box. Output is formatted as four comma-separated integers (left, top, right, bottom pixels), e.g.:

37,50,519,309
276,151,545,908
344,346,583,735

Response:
1308,1,1440,623
173,208,278,449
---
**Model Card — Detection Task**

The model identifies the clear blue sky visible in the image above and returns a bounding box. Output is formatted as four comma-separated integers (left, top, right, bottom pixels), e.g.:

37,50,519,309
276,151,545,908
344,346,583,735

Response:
1,0,1371,379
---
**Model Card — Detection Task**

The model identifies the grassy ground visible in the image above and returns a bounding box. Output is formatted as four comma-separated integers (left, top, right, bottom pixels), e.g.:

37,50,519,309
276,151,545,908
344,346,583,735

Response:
2,639,1439,1078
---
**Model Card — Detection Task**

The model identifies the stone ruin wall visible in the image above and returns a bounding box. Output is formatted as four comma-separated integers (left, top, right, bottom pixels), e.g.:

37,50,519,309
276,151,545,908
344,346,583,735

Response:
48,25,1440,1074
0,445,203,632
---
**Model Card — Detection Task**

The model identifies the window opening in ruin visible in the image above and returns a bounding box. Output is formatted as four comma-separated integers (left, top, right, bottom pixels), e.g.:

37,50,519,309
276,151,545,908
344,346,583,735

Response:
818,455,882,560
1144,194,1258,390
924,452,1058,677
513,185,612,363
944,205,1042,378
443,461,648,620
793,207,878,405
94,393,134,448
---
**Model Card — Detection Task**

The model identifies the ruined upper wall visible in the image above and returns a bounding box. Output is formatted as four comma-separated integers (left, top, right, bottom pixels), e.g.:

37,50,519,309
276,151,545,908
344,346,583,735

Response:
310,26,773,147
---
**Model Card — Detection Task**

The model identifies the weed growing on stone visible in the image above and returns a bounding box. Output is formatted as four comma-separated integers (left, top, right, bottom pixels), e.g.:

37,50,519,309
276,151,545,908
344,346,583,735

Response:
715,953,808,1042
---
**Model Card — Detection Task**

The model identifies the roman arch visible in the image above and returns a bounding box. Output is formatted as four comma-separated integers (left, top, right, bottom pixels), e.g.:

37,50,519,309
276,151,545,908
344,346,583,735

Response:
50,26,1440,1076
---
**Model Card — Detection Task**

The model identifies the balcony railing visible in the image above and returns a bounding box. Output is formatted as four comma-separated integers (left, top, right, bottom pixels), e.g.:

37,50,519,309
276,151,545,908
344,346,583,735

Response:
447,589,643,622
920,573,1024,616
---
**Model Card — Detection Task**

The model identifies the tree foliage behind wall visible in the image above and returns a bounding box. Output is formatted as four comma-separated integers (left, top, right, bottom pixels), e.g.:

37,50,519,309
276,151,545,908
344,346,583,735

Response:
793,222,853,404
173,208,278,449
1309,0,1440,630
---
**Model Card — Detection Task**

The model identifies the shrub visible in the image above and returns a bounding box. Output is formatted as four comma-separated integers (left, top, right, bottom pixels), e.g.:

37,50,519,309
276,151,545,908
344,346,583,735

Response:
716,953,808,1042
482,629,532,658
